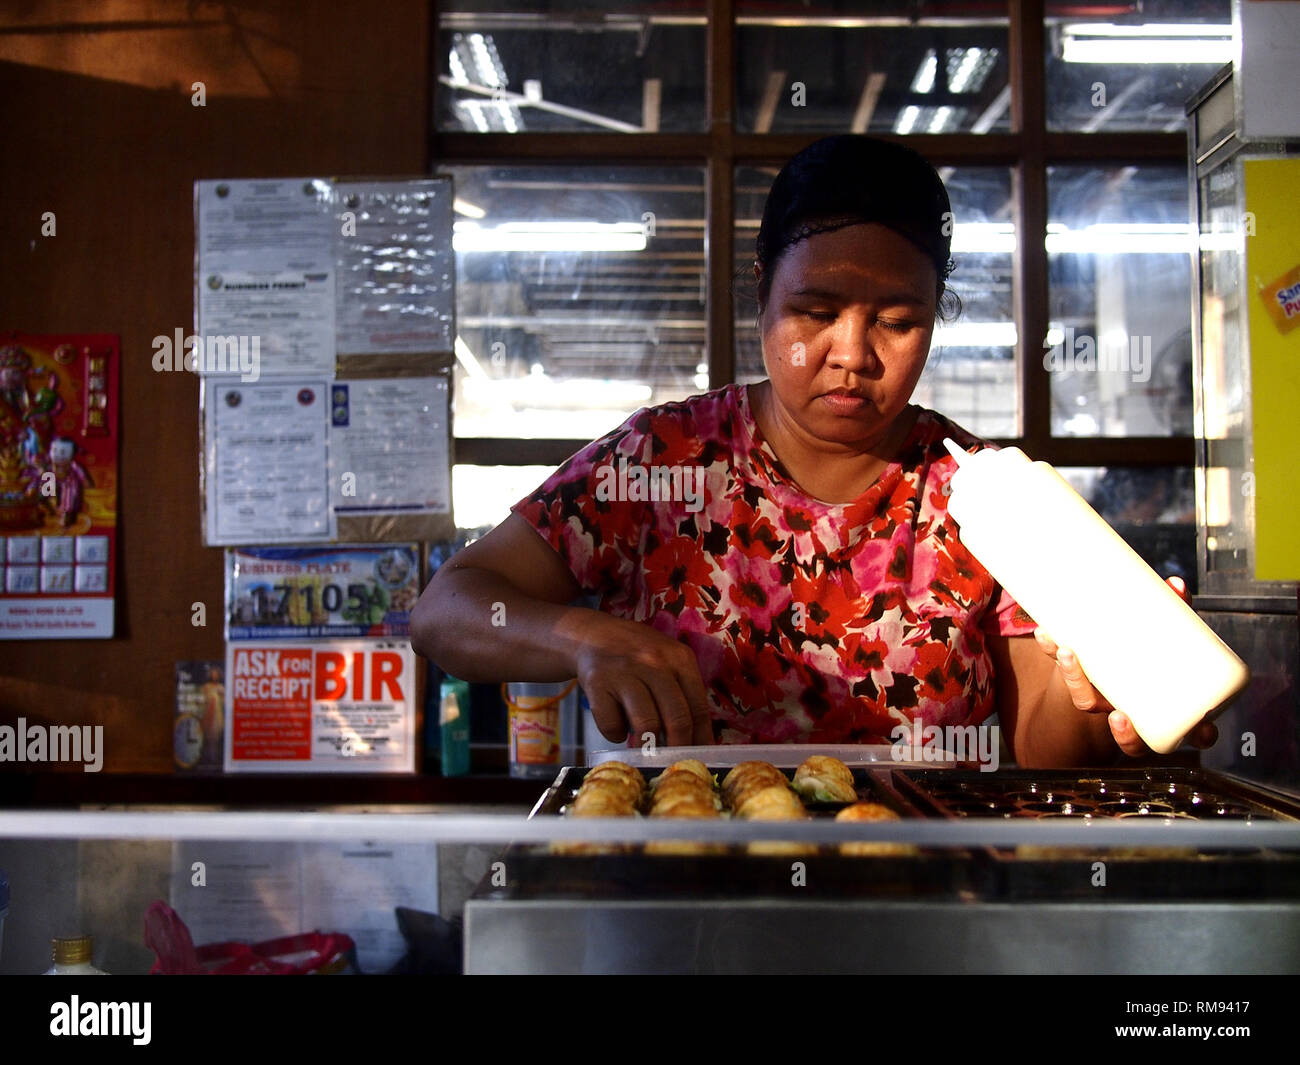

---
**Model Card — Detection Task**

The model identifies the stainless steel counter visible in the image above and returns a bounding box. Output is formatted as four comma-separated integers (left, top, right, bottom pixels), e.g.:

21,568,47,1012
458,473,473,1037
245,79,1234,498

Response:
463,762,1300,974
465,897,1300,974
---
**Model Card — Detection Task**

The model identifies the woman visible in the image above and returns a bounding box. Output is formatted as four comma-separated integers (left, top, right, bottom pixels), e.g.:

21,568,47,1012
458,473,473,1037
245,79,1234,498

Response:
412,135,1216,767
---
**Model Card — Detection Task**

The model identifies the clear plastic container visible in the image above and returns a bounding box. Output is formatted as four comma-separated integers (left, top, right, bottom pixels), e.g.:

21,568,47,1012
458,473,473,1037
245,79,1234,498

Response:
580,689,626,760
589,743,960,769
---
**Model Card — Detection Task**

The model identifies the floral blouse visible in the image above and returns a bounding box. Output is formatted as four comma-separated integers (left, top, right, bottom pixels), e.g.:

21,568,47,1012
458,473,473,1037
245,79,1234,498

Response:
511,384,1038,743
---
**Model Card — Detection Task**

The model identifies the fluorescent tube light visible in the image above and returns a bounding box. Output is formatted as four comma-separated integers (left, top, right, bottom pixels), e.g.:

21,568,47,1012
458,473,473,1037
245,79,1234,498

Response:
932,322,1018,348
462,99,490,133
1046,223,1196,254
894,104,921,134
454,335,489,380
1063,22,1233,38
911,51,937,94
1061,22,1233,65
948,48,980,92
453,221,649,253
929,105,954,133
468,33,502,87
950,223,1017,254
453,197,486,219
448,50,469,85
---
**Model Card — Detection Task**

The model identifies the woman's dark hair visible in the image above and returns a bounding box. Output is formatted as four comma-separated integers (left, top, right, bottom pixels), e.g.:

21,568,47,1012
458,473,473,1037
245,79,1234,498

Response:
747,135,960,322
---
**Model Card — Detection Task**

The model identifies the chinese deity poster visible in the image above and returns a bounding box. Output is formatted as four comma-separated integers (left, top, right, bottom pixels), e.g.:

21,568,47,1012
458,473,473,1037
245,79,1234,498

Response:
0,333,119,638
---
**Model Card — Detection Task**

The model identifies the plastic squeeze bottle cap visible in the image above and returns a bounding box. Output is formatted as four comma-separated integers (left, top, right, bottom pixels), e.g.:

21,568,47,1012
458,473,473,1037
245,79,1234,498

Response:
940,437,1248,754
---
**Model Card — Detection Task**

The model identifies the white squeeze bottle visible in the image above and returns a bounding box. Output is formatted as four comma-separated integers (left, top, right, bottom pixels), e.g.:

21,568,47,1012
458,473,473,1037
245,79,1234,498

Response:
43,935,109,975
942,439,1248,754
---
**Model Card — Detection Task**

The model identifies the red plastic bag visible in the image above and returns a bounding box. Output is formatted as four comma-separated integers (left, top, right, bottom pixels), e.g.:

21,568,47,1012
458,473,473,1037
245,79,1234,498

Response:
144,900,357,975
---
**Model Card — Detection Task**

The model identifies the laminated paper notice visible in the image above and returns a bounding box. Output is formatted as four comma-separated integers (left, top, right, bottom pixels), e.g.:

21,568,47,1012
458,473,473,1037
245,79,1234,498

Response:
170,839,439,974
223,639,416,773
225,544,419,640
204,378,333,545
328,377,451,516
333,179,455,356
196,178,336,377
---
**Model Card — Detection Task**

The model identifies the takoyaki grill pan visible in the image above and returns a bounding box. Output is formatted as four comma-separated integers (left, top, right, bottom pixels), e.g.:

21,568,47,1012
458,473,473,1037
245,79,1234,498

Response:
886,767,1300,899
475,764,977,901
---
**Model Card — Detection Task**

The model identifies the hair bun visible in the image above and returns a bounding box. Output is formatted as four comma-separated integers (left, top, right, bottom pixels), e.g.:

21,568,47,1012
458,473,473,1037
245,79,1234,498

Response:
755,135,954,301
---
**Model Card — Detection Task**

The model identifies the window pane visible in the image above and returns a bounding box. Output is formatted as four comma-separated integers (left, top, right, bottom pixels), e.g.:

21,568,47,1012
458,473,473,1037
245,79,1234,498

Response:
453,464,559,532
1046,164,1194,437
445,165,706,438
1196,161,1251,584
1045,1,1232,132
734,165,1017,438
736,1,1009,134
436,3,706,133
1059,466,1197,593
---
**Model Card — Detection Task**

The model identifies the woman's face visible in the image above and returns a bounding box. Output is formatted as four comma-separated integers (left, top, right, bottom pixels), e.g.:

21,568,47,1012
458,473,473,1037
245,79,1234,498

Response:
758,222,937,449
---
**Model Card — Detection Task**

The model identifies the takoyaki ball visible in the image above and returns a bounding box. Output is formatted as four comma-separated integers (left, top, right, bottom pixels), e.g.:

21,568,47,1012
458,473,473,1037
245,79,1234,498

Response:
792,756,858,803
721,761,786,801
835,802,917,857
735,783,808,822
584,762,646,795
577,775,642,806
656,759,713,786
650,776,721,810
645,806,727,855
650,791,722,818
570,787,639,817
738,786,814,857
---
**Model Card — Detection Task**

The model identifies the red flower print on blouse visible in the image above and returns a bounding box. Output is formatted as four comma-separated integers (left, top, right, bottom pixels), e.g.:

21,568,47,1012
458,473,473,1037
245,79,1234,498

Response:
642,533,717,617
511,384,1038,744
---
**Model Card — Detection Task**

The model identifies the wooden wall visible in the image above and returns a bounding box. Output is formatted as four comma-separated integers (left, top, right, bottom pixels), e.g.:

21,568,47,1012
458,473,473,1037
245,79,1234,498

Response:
0,1,430,773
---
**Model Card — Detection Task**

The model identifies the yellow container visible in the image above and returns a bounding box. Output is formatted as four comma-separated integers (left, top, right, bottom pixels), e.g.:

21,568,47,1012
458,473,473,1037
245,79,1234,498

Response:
503,680,577,776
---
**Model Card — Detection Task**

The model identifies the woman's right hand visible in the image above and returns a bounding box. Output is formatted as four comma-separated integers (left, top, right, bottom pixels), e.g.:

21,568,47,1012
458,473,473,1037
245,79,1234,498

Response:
413,512,713,747
563,610,714,747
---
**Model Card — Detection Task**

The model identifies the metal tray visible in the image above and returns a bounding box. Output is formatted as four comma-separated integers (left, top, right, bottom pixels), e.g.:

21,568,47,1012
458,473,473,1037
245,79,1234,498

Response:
477,764,977,901
887,767,1300,900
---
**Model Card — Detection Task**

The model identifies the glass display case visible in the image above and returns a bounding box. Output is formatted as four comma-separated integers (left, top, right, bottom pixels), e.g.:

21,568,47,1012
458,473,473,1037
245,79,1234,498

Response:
1186,62,1300,789
3,751,1300,975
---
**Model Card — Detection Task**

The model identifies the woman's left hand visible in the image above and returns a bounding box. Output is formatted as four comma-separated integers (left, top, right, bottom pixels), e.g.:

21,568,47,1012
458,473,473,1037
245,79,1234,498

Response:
1033,575,1219,757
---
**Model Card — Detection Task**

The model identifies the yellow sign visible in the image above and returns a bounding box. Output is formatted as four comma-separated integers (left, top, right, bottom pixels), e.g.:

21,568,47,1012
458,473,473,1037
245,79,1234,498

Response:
1244,157,1300,580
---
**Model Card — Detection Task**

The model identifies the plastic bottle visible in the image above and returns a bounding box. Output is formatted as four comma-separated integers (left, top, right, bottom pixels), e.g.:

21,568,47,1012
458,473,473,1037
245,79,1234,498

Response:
942,439,1248,754
43,935,109,975
503,680,578,778
439,676,471,777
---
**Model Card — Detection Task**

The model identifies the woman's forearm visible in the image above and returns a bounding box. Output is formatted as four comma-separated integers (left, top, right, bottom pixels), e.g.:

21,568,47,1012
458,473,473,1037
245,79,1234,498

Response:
411,565,595,684
1019,668,1123,768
